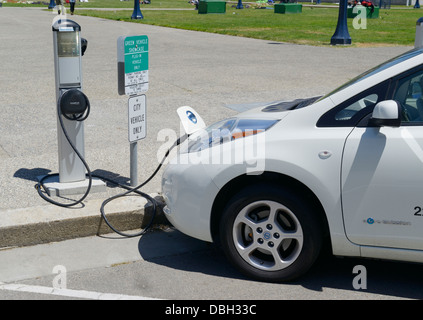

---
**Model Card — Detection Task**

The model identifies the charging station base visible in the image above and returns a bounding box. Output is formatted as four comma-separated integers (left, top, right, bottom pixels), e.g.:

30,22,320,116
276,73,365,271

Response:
37,175,107,197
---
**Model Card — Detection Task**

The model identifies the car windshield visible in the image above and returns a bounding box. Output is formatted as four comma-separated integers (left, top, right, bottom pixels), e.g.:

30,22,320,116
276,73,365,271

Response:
319,47,423,101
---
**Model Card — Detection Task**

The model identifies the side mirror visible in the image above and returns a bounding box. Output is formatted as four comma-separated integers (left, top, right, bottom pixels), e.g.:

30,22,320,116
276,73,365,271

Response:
370,100,401,127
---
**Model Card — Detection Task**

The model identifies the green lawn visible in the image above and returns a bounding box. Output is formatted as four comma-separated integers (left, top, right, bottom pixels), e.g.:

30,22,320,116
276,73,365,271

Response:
76,5,423,46
4,0,423,46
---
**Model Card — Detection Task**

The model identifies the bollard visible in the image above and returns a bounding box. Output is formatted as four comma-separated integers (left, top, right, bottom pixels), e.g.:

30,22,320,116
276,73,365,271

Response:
415,17,423,48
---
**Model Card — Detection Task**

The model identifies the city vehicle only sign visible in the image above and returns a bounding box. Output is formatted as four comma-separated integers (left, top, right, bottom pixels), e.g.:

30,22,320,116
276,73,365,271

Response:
128,94,146,142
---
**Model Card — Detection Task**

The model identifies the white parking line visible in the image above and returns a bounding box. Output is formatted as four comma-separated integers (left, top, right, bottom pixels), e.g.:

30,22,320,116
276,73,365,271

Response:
0,282,159,300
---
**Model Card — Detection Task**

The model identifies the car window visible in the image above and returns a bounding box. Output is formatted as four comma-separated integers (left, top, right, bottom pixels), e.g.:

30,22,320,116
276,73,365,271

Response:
335,94,378,121
393,70,423,124
317,80,389,127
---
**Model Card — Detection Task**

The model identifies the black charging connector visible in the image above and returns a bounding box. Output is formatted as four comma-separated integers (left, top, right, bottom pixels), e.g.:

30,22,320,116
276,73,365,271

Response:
60,89,90,121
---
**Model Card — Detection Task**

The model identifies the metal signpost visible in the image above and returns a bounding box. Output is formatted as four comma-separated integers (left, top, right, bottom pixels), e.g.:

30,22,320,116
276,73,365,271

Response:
118,35,149,187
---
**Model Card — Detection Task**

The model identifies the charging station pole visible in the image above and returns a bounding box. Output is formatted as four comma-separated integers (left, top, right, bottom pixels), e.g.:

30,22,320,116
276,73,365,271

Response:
117,35,149,187
42,18,105,196
52,19,85,183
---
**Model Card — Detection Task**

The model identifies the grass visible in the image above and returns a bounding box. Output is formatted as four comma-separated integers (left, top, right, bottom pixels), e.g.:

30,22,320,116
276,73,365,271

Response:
4,0,423,46
76,4,423,46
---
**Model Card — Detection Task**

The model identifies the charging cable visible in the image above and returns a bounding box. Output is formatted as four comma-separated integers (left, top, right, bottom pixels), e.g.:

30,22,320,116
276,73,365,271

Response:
99,137,182,237
36,91,92,208
36,93,184,237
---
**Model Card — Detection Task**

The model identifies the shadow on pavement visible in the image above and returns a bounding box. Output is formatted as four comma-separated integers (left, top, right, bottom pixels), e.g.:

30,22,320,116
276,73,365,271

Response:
138,229,423,299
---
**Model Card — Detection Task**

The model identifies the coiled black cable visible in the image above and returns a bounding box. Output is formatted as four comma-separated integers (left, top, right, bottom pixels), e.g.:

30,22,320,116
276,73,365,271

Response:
36,90,92,208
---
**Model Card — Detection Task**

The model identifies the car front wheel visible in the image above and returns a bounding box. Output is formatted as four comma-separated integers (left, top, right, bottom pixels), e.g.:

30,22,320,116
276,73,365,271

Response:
219,184,323,282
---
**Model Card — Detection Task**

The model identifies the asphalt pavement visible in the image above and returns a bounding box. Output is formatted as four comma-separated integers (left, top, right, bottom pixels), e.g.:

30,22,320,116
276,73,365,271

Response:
0,6,412,248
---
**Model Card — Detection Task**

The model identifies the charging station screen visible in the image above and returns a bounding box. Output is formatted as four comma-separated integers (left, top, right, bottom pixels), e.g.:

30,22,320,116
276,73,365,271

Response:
57,32,80,57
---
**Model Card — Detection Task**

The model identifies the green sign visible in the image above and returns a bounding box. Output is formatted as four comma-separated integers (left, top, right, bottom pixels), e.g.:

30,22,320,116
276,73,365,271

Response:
117,35,149,96
123,36,148,74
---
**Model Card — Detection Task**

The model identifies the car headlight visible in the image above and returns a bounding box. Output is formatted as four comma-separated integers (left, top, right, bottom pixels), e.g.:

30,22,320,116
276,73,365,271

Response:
181,118,279,153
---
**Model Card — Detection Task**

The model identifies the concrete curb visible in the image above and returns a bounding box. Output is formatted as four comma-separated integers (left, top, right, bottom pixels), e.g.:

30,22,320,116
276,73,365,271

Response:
0,194,168,248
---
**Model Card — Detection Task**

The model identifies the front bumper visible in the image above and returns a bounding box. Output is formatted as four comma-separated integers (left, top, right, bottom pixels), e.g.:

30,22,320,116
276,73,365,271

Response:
161,155,220,242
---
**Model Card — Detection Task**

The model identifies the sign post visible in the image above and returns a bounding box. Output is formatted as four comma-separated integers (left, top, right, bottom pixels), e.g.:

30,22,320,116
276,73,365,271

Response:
118,35,149,187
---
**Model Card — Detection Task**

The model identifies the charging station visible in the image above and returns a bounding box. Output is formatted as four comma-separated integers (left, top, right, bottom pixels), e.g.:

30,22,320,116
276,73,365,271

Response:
40,19,106,197
36,22,205,236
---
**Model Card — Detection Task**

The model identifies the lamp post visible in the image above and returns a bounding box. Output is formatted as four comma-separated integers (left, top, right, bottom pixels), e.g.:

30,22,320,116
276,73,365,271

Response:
236,0,244,9
330,0,351,45
131,0,143,19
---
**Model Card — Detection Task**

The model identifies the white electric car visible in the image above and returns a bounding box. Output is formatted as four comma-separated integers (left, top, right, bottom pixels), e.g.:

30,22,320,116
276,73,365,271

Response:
162,47,423,282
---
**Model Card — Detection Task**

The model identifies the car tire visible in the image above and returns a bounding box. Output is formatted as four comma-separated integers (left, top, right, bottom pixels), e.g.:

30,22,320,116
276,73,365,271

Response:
219,183,323,282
